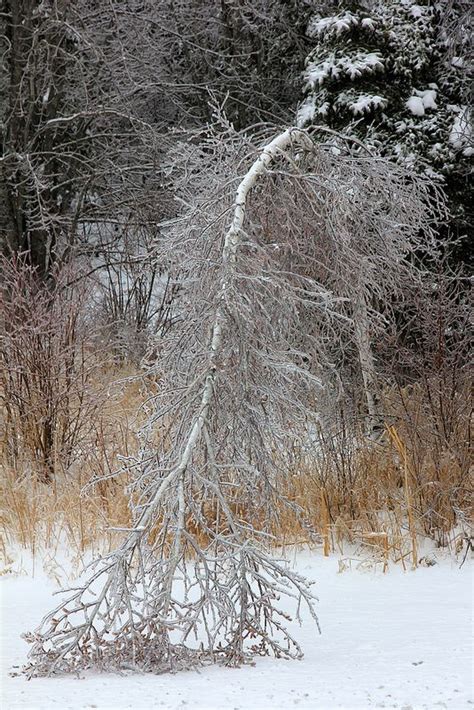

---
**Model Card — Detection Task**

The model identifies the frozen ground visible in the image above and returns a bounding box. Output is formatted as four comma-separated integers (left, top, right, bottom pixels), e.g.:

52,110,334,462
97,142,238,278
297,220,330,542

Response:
1,549,472,710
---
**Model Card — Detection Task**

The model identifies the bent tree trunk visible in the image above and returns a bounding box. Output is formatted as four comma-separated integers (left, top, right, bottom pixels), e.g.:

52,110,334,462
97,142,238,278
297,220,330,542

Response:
24,122,435,676
25,128,319,677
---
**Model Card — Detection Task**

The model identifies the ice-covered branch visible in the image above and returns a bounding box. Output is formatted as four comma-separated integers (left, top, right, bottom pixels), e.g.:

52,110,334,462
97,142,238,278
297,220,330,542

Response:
24,128,320,677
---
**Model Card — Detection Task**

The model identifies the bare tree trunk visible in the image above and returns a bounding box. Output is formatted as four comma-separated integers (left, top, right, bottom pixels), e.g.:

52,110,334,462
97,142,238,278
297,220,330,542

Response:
24,124,438,677
353,289,380,437
25,127,318,678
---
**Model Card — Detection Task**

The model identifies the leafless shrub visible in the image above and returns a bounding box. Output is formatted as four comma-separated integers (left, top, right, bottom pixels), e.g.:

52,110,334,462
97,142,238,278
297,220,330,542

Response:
0,254,103,482
284,260,472,561
93,246,178,364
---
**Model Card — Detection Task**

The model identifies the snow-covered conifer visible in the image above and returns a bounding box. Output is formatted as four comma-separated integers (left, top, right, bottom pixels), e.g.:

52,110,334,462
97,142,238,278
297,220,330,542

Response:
298,0,472,234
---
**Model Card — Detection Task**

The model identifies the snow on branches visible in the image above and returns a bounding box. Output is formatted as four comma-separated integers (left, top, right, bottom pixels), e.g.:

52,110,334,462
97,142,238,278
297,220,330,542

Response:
298,0,472,180
24,125,440,677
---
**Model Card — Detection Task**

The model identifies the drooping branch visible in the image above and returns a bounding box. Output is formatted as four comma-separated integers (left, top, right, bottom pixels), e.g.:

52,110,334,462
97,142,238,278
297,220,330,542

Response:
119,129,314,535
24,127,320,677
24,123,438,677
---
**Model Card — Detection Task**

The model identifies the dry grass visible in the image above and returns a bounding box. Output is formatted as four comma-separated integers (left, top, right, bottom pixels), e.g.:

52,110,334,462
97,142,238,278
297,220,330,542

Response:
274,382,472,569
1,364,472,572
0,364,145,564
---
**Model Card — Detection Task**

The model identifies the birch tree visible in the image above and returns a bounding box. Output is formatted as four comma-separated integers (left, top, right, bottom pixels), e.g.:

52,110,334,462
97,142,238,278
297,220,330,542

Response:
24,125,438,676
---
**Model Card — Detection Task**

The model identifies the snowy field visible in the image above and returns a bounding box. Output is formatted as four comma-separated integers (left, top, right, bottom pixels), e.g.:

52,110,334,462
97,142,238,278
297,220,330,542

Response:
1,550,472,710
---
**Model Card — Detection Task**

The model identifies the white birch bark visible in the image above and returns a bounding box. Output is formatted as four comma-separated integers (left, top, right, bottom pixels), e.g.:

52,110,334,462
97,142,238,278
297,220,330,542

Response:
130,128,313,531
26,128,319,677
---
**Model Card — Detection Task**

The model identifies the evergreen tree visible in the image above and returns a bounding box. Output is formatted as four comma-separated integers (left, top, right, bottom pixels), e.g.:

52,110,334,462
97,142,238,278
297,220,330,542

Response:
298,0,472,246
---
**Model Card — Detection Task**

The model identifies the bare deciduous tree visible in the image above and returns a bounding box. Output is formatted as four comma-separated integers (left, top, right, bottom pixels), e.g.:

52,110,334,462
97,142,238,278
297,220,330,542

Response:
24,125,439,676
0,0,168,277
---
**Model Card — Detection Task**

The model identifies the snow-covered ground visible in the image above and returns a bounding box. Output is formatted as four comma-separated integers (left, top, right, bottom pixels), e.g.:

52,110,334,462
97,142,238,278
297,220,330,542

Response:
1,549,472,710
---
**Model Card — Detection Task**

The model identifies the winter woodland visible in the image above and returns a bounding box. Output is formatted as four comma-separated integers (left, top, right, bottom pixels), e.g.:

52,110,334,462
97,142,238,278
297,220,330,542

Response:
0,0,472,703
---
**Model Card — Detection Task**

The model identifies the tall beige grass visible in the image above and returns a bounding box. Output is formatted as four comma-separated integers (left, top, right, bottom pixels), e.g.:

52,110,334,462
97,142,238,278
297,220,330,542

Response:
1,364,471,571
274,380,472,569
0,364,144,565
